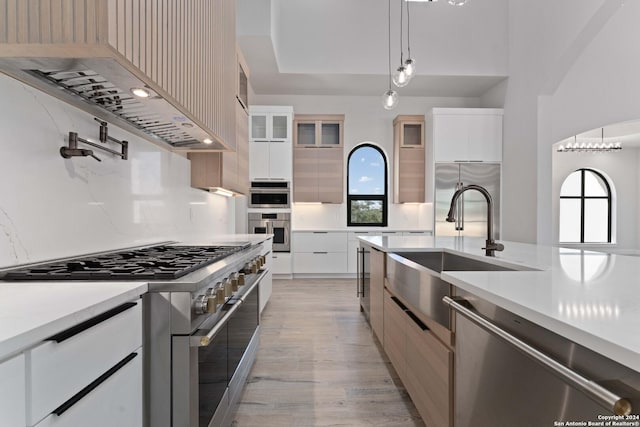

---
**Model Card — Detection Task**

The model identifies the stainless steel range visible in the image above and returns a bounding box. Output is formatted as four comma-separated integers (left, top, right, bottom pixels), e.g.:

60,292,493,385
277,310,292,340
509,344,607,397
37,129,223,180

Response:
0,241,269,427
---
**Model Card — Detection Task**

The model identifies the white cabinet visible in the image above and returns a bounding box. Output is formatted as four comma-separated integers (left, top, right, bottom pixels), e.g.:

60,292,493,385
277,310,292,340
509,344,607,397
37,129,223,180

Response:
0,354,25,427
249,106,293,181
259,238,273,313
292,232,348,274
34,350,142,427
271,252,292,276
429,108,503,162
27,301,143,427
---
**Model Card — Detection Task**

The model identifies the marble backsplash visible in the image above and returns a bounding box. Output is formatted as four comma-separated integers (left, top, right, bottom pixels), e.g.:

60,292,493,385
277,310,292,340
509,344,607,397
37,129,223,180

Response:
0,73,233,268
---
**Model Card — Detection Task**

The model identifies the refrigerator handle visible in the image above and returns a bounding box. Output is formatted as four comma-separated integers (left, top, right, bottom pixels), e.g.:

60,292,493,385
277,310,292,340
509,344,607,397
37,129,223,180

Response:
456,181,464,231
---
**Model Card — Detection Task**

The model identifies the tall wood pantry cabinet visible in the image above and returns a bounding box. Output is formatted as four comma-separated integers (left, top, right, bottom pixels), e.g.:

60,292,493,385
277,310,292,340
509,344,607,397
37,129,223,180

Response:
393,115,425,203
293,114,345,203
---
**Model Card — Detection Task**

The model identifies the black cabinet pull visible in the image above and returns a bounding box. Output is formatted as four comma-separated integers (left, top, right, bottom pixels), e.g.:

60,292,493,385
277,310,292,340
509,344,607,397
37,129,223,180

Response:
47,302,137,343
390,296,408,311
53,352,138,416
406,311,429,331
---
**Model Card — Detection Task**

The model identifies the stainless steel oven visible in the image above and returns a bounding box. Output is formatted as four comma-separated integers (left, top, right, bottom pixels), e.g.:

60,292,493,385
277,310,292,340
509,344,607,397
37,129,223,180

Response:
248,181,290,208
248,212,290,252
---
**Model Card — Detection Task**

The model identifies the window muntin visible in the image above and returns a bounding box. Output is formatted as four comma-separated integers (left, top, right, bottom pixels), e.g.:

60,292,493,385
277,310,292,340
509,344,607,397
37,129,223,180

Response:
347,144,387,226
559,169,612,243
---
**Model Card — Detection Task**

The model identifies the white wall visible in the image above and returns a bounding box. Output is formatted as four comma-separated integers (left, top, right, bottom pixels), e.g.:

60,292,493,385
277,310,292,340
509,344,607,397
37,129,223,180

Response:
551,149,639,250
494,0,639,245
0,74,233,268
251,93,479,229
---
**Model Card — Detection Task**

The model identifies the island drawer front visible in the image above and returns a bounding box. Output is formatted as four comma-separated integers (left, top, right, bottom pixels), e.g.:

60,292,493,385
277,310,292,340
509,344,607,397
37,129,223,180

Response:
405,313,452,427
34,349,142,427
0,353,26,427
383,289,407,382
28,301,142,425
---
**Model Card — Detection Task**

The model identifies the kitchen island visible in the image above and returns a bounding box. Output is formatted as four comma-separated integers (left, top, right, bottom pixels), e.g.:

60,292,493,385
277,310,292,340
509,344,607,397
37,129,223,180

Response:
359,235,640,372
359,235,640,426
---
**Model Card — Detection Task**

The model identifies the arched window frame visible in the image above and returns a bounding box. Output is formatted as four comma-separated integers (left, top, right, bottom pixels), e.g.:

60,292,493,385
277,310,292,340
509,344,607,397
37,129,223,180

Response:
347,144,388,227
559,168,612,243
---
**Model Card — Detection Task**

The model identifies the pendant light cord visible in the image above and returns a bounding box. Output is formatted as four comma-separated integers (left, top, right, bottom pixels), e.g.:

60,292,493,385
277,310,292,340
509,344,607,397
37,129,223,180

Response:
406,1,411,58
388,0,392,90
399,0,404,64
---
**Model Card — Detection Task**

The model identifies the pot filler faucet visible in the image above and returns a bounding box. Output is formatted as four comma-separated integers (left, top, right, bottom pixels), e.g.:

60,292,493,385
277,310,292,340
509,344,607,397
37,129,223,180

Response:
446,184,505,257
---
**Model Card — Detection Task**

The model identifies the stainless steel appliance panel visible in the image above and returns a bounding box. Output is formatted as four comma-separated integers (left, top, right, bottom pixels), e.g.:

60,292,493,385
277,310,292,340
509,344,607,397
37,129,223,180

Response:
435,163,501,239
450,290,640,427
248,213,290,252
248,182,290,208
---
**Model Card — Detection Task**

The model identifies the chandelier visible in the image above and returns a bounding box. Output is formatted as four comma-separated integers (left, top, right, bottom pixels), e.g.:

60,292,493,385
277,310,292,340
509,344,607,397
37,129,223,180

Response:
557,129,622,153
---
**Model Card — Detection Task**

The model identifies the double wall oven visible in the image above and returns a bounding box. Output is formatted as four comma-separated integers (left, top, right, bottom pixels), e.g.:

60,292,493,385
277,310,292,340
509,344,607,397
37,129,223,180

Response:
0,242,269,427
248,181,291,253
248,212,290,252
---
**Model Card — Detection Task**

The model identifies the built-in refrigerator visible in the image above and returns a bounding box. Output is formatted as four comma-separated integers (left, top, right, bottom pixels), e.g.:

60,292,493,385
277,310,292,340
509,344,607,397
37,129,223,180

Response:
434,162,501,238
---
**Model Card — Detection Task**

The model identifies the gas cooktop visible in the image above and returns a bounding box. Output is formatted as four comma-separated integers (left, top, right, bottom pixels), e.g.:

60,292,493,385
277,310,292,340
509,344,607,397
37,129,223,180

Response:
0,244,250,281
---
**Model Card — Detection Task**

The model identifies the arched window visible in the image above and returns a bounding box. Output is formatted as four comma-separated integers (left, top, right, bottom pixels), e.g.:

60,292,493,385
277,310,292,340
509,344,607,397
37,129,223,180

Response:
347,144,388,226
559,168,612,243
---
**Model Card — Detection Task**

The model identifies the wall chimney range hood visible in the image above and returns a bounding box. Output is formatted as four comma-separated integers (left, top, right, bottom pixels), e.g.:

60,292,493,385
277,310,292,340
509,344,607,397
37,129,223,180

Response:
0,57,229,152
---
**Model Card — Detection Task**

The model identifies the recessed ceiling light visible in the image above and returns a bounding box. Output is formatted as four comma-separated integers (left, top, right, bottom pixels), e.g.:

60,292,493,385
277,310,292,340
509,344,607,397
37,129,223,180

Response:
130,87,151,98
203,138,213,144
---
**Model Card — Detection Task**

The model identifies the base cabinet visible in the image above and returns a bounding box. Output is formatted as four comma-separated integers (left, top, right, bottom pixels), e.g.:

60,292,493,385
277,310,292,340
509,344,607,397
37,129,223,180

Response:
0,354,25,427
383,289,453,427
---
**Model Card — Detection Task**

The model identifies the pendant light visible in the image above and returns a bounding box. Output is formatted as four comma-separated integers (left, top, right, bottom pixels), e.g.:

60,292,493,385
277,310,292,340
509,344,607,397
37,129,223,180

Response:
383,0,399,109
403,1,416,78
392,0,411,88
557,129,623,153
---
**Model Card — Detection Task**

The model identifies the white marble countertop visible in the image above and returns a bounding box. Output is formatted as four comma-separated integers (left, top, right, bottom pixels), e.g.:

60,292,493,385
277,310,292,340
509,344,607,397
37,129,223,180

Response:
359,235,640,372
292,228,432,233
0,282,147,361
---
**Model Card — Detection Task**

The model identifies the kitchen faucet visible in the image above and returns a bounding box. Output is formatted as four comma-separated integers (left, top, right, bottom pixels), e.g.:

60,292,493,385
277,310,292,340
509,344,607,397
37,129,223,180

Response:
445,184,504,256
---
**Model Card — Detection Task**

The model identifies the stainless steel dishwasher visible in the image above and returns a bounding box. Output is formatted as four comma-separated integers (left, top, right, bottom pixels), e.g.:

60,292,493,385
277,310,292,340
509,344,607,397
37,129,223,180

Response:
444,289,640,427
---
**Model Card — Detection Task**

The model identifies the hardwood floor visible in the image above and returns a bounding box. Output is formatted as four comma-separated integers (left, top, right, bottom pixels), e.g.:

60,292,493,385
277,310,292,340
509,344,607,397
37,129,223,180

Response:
232,278,424,427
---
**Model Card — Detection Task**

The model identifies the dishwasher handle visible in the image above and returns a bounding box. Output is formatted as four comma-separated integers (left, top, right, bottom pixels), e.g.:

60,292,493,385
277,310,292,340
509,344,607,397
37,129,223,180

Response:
443,296,633,416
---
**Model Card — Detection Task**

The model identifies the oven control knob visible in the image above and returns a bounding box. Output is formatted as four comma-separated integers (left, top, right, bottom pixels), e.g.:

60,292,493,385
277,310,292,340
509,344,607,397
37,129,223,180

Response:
205,287,216,297
194,295,208,315
216,287,226,304
206,297,217,314
260,255,266,266
230,273,239,291
238,273,246,286
223,278,233,297
251,261,258,274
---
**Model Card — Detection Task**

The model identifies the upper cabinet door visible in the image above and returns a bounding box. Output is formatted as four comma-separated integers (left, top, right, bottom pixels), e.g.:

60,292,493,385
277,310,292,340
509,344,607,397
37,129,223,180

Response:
295,121,318,146
250,114,269,140
294,115,344,147
431,109,503,162
271,114,291,141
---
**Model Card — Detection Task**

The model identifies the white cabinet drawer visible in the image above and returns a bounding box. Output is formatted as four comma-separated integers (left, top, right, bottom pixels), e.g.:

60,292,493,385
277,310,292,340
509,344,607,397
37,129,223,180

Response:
0,353,25,427
293,252,348,274
28,301,142,425
34,349,143,427
271,252,292,274
292,232,347,253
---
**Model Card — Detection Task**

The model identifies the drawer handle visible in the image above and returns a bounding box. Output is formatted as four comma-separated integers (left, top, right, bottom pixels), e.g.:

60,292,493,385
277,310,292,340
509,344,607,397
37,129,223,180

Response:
406,310,429,331
390,296,408,311
313,232,328,234
52,352,139,416
313,252,328,254
47,301,138,343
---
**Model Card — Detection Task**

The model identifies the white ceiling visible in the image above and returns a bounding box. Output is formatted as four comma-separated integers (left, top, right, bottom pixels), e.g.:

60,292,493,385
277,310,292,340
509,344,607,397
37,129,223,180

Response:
237,0,508,97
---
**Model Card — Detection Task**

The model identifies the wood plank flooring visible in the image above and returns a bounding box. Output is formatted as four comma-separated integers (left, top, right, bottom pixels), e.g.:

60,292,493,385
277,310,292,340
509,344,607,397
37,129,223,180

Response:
232,278,424,427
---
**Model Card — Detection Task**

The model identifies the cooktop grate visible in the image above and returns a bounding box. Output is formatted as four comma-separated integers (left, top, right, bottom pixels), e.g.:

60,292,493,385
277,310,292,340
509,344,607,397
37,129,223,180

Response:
1,245,249,281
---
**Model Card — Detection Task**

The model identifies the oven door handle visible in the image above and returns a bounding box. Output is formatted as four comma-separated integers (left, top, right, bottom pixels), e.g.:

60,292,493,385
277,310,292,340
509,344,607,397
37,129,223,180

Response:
190,269,265,348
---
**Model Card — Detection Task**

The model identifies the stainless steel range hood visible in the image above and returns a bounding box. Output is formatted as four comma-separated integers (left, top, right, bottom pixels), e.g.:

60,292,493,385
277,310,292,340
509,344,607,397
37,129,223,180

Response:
0,57,229,151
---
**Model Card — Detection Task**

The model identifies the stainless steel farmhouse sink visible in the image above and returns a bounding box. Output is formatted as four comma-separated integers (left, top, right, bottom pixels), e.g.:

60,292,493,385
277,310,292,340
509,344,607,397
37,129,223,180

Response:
396,251,518,273
385,251,533,331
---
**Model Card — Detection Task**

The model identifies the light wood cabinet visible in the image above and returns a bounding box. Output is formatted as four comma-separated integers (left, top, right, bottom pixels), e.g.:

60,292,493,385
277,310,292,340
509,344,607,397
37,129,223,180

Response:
0,0,237,151
188,101,250,194
382,287,454,427
370,248,385,344
293,115,344,147
393,115,425,204
292,114,344,203
405,310,453,427
383,289,407,382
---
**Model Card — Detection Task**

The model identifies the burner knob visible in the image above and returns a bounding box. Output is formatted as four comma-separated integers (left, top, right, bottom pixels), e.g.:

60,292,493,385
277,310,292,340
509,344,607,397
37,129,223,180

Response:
251,261,258,274
223,278,233,297
216,287,226,304
194,295,208,315
260,255,267,266
230,273,239,291
238,273,246,286
206,297,217,314
205,287,216,297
